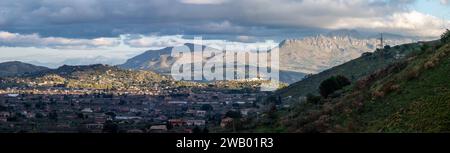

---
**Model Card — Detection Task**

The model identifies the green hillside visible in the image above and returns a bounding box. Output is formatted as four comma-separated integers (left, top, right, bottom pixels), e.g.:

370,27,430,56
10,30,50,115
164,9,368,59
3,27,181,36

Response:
256,31,450,133
278,41,424,98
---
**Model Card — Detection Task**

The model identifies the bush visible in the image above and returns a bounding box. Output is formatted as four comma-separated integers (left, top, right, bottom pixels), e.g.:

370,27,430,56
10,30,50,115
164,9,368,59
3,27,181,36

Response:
225,110,242,119
103,120,119,133
201,104,213,111
306,93,322,104
266,95,282,105
406,67,421,81
319,75,351,97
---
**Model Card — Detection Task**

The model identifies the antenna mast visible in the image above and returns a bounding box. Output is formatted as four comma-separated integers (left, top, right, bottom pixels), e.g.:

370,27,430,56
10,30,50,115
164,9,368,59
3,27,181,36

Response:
379,33,384,49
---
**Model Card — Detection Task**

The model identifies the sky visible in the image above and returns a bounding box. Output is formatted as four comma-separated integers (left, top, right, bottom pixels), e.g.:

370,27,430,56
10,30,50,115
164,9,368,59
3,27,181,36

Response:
0,0,449,68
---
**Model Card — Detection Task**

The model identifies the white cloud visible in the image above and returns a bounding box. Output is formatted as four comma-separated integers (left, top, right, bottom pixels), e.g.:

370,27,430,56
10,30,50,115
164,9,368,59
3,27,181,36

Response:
179,0,228,5
327,11,449,37
123,35,187,48
122,34,278,50
0,31,277,51
236,35,255,42
0,31,120,49
200,21,245,33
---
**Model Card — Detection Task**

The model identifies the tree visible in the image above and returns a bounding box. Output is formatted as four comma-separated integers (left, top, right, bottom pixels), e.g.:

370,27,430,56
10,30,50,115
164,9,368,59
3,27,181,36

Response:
166,121,173,130
24,102,32,109
103,120,119,133
48,110,58,121
442,29,450,44
35,113,44,119
231,103,240,109
0,104,7,111
225,110,242,119
306,93,321,104
119,100,127,105
225,110,243,132
192,126,202,133
192,126,209,133
267,103,277,120
77,113,87,120
105,112,116,120
319,75,351,97
266,95,282,105
202,127,209,133
201,104,213,111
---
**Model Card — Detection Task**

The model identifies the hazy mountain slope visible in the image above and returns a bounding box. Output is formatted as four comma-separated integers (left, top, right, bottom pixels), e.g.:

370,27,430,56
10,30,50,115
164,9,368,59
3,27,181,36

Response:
119,47,174,74
261,39,450,133
0,61,50,77
119,43,206,74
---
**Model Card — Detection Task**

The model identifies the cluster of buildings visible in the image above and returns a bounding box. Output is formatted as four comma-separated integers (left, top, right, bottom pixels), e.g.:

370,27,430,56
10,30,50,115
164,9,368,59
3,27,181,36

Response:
0,85,266,133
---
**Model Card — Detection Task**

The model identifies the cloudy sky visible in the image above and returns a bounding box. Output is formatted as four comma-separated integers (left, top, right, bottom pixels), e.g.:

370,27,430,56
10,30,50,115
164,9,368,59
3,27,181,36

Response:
0,0,449,67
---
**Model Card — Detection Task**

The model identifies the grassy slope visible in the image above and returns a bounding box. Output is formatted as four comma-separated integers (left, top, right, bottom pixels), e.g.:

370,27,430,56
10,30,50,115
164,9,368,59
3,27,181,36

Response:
258,40,450,133
352,42,450,132
277,42,423,98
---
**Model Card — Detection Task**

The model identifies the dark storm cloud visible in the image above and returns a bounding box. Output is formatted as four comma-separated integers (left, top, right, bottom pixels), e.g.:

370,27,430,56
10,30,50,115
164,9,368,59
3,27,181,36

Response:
0,0,443,39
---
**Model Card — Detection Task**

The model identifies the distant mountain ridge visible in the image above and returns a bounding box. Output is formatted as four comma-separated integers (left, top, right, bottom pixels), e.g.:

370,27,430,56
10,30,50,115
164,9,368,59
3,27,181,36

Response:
120,43,209,74
278,32,413,75
0,61,50,77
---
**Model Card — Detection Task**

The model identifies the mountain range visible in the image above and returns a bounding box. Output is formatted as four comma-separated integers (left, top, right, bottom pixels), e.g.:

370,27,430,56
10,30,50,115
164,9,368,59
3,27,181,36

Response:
120,30,414,83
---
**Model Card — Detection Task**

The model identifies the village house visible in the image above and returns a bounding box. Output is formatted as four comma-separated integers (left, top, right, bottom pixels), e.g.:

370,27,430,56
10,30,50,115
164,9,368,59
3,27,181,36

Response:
168,119,184,127
127,129,144,133
85,123,104,132
185,120,206,126
81,108,94,113
196,110,207,117
149,125,168,133
94,114,107,124
220,117,233,128
167,101,188,105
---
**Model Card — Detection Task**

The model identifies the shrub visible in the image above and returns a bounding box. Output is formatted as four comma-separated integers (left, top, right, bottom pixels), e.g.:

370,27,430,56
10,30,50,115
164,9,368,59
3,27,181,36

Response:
266,95,282,105
225,110,242,119
406,66,422,81
424,60,436,69
372,90,385,99
381,81,400,95
306,93,322,104
319,75,351,97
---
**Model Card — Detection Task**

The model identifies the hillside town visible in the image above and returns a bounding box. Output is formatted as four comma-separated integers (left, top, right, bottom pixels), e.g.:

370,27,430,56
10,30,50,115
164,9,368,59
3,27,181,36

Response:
0,78,269,133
